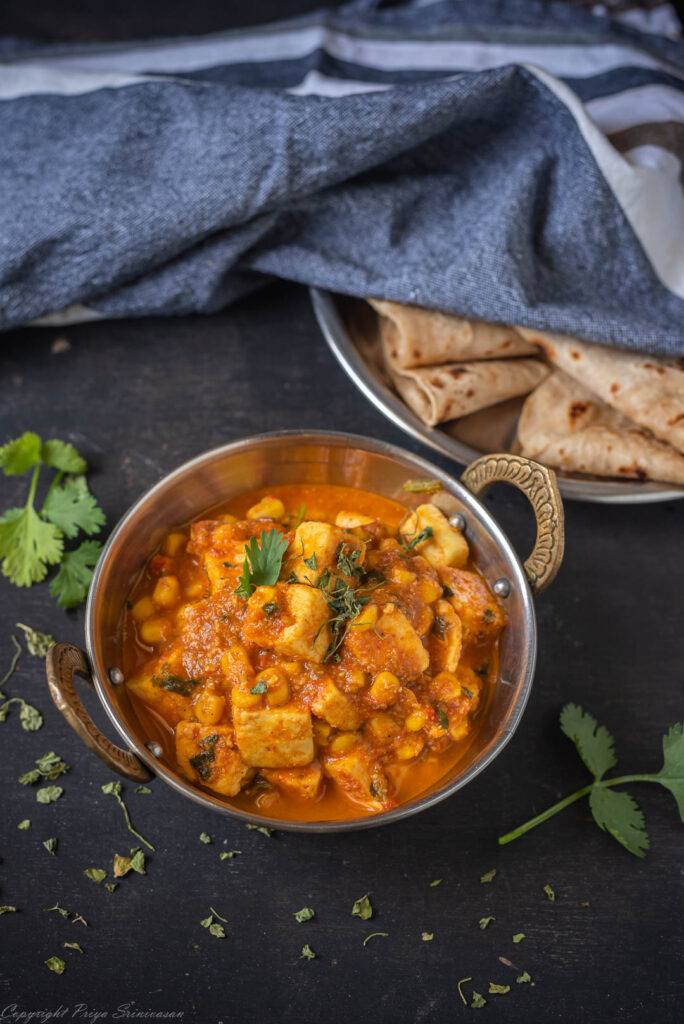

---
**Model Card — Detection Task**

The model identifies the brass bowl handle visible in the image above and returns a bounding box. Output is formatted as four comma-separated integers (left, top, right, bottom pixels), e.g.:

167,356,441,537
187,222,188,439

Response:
46,642,153,783
460,453,565,595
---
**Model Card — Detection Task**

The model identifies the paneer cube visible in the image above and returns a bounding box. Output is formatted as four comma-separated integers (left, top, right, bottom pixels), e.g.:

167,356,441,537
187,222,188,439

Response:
233,704,314,767
288,521,363,582
243,583,332,664
262,764,323,800
175,721,254,796
439,567,507,643
400,504,469,569
126,647,196,726
427,600,463,673
310,676,363,731
344,607,429,678
323,745,392,812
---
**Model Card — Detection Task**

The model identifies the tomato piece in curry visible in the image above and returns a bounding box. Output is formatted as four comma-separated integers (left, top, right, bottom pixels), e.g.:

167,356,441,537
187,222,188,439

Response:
121,484,507,821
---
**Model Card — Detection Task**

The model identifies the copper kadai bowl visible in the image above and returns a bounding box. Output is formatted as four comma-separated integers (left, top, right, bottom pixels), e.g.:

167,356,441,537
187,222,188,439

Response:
46,431,565,833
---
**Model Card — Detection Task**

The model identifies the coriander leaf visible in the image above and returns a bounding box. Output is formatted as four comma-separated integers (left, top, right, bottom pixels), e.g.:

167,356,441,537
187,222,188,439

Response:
44,903,69,918
403,525,434,553
589,787,650,858
489,983,511,995
429,879,443,887
19,770,40,785
422,932,434,941
36,785,63,804
0,505,63,586
84,868,107,885
246,823,274,837
294,907,315,923
479,917,495,930
0,906,17,914
42,476,105,539
512,933,526,943
362,932,388,946
20,703,43,731
543,884,555,901
41,439,86,475
235,529,288,600
471,993,487,1009
43,838,58,856
480,869,496,884
113,855,132,877
63,942,84,954
208,922,225,939
517,972,532,984
129,849,146,874
45,956,66,975
199,832,212,844
16,623,55,657
17,819,30,830
560,703,617,781
49,539,102,609
655,722,684,821
135,786,151,795
101,781,155,851
0,433,42,475
105,883,118,893
220,851,242,860
303,551,317,572
300,944,316,960
250,680,268,694
351,894,373,920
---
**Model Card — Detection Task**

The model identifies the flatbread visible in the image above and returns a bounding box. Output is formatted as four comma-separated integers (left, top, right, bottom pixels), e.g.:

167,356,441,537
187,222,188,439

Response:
516,327,684,455
388,356,549,427
370,298,535,367
518,370,684,485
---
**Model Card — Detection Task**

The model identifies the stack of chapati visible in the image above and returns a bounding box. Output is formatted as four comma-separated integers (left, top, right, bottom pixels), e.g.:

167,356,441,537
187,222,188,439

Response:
370,300,684,486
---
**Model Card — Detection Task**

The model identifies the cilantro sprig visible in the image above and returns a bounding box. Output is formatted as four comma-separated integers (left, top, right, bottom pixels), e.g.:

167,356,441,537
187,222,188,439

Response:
499,704,684,857
235,529,288,600
0,433,105,608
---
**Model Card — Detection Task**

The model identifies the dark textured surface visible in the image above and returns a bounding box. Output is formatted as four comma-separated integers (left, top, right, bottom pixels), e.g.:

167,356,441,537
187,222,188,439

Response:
0,282,683,1023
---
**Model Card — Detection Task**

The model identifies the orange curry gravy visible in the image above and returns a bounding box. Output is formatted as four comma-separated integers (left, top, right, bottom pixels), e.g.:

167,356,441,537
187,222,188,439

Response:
121,484,506,821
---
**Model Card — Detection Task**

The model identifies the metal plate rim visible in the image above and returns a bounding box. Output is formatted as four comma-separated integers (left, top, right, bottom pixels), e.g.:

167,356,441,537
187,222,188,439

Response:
311,287,684,506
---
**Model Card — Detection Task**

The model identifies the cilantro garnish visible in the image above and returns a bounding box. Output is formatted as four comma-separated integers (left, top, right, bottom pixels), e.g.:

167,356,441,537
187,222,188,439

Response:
201,906,227,939
480,869,496,883
0,433,104,607
294,907,315,923
300,944,316,960
402,525,434,553
478,916,495,930
489,983,510,995
351,894,373,920
190,733,219,781
235,529,288,599
102,781,155,851
250,680,268,694
362,932,388,946
0,636,43,732
43,838,58,856
402,479,443,494
45,956,66,975
499,704,684,857
152,674,199,696
15,623,55,657
246,823,274,837
471,993,487,1009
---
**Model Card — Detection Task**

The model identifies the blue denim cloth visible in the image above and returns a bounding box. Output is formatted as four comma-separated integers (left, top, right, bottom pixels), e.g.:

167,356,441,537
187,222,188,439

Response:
1,0,683,352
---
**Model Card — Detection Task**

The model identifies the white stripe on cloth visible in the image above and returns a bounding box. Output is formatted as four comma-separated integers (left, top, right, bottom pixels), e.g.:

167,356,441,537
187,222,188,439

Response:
528,64,684,299
586,84,684,133
0,63,165,100
2,25,682,85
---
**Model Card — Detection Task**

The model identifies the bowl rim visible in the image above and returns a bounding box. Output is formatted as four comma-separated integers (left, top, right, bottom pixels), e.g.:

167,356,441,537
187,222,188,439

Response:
85,429,537,832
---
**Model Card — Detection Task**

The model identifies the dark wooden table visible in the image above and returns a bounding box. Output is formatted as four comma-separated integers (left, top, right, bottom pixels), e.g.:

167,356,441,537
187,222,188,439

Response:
1,282,683,1023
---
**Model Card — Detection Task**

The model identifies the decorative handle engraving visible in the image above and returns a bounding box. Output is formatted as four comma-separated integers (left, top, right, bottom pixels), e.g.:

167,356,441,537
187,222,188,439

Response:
461,454,565,595
46,642,153,783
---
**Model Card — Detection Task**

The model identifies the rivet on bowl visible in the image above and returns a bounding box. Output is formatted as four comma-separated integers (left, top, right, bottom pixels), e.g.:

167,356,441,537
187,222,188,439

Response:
108,667,124,685
449,512,466,531
493,578,511,598
146,741,163,758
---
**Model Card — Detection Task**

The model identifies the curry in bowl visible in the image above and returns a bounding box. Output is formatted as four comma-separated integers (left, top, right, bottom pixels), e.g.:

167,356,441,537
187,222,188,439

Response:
122,483,507,821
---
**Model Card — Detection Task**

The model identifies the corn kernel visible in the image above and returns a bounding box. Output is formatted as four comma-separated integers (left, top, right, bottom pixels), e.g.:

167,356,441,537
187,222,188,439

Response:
415,605,434,635
195,692,226,725
389,566,417,585
313,720,332,744
131,596,155,621
163,532,186,557
366,713,400,745
153,574,181,608
281,661,303,679
213,523,237,545
351,603,378,631
139,616,171,645
418,578,444,604
184,581,205,601
430,670,462,703
396,736,425,761
218,513,237,524
256,667,291,708
247,495,285,521
379,537,401,551
232,686,263,709
405,709,428,732
449,720,470,741
328,732,358,757
367,671,401,708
